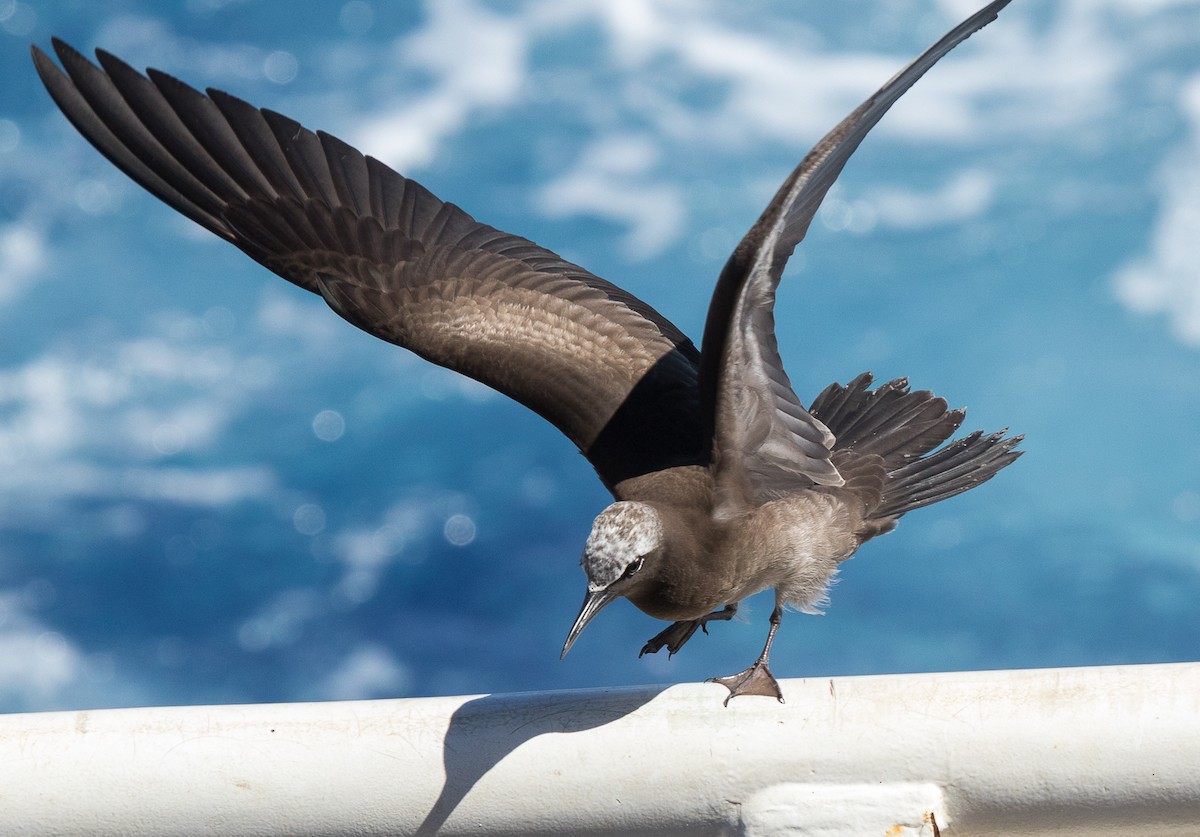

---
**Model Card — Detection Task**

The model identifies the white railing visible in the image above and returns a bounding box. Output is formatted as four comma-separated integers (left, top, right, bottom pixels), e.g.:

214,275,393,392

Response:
2,662,1198,835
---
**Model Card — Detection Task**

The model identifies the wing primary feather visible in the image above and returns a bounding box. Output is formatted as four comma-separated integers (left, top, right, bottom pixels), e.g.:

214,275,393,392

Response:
147,69,277,202
34,41,228,236
262,109,340,208
96,51,249,210
319,131,371,216
207,90,308,203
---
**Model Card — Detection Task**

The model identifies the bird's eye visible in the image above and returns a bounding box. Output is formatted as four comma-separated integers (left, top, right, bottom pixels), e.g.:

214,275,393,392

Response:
622,558,644,579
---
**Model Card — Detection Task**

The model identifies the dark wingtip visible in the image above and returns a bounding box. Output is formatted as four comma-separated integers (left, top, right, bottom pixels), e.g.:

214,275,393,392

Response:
205,85,262,121
94,47,135,77
31,39,80,95
29,43,53,83
50,35,86,64
30,39,66,74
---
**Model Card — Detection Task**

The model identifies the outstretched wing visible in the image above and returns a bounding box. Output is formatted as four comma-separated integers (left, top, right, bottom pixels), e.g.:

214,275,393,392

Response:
32,39,705,494
701,0,1010,510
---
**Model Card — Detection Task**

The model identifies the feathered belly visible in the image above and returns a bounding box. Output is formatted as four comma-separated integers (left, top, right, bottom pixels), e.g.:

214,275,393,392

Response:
726,493,856,611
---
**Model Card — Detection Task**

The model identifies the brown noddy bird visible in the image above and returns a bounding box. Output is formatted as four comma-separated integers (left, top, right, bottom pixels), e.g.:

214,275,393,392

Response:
33,0,1020,703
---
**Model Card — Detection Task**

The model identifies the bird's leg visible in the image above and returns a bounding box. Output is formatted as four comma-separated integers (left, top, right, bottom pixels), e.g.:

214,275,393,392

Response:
640,604,738,658
709,604,785,705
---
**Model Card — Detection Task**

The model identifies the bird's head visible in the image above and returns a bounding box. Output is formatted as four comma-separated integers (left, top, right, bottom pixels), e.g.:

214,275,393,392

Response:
560,501,663,658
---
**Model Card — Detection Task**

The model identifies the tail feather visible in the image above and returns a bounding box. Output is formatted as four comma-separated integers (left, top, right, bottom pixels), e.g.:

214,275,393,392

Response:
810,372,1022,534
811,373,964,465
810,371,877,432
840,392,954,459
876,429,1022,518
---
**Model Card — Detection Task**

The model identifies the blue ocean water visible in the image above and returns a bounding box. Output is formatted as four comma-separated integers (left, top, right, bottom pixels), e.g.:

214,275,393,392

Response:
1,0,1198,712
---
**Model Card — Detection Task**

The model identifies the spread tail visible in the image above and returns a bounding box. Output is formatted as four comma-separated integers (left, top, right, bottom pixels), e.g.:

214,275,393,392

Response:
810,372,1022,533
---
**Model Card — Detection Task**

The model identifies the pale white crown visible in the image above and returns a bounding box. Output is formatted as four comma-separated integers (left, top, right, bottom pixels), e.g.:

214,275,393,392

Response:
582,502,662,590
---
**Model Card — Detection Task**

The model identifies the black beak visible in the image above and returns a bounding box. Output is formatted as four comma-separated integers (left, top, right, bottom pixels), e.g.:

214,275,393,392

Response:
560,587,619,659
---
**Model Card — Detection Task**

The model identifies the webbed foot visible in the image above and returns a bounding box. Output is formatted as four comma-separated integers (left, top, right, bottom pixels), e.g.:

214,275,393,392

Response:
640,604,737,658
709,660,784,706
709,603,786,706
